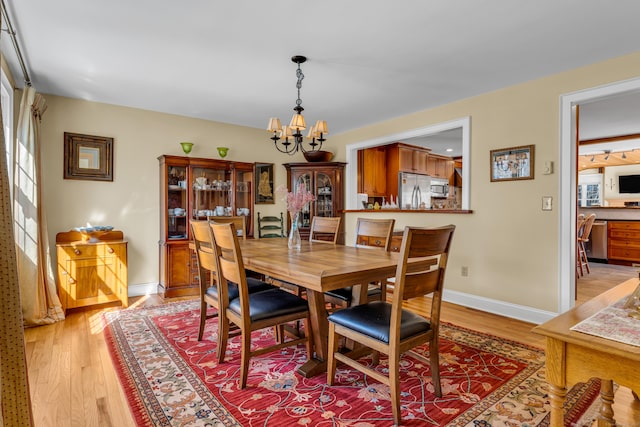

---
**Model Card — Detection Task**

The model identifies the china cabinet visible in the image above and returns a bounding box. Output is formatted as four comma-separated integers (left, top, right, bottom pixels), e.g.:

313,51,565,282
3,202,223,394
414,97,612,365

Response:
56,230,128,312
158,155,255,297
284,162,346,244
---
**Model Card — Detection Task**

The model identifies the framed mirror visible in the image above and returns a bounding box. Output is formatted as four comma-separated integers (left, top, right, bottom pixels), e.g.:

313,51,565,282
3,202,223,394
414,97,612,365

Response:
64,132,114,181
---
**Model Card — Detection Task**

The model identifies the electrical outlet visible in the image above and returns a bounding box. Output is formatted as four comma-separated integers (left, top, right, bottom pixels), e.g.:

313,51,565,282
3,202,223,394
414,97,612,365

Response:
461,266,469,277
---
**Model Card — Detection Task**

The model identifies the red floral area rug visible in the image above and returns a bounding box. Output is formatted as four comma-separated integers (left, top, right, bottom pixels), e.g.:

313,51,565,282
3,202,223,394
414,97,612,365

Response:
103,300,600,426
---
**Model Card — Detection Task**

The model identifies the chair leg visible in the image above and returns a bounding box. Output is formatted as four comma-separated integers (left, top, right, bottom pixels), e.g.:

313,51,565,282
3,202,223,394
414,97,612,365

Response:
198,300,208,341
240,328,252,389
580,241,591,274
326,322,338,386
388,351,402,426
430,338,442,398
217,316,230,364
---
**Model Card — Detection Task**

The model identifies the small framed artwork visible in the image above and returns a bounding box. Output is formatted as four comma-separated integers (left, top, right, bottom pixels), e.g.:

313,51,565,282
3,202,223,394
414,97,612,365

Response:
490,144,535,182
255,163,275,204
64,132,114,181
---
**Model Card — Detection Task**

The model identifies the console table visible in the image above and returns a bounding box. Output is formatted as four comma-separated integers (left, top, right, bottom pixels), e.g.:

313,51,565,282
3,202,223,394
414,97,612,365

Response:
56,230,128,312
532,279,640,426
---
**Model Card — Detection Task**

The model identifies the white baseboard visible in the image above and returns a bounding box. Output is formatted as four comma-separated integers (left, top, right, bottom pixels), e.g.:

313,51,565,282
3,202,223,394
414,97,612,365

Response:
443,289,558,325
128,282,159,297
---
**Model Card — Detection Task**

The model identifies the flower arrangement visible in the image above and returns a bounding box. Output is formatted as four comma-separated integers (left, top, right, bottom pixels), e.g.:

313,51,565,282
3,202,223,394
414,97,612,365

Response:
276,183,315,216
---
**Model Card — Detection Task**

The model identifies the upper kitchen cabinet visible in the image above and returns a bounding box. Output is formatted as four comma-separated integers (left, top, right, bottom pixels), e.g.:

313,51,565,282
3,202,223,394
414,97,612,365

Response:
427,153,455,181
358,146,388,197
387,142,430,175
284,162,346,244
158,155,255,298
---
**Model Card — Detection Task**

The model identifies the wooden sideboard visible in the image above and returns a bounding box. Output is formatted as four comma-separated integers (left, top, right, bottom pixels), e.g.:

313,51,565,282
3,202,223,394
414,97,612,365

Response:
56,230,128,312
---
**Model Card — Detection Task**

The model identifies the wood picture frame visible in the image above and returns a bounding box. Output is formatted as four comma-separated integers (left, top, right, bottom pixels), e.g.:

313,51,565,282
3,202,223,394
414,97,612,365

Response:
490,144,534,182
64,132,114,181
255,163,274,204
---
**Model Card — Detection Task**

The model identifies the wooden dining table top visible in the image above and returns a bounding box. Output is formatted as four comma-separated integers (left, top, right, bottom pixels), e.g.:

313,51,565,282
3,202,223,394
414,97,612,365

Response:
238,237,402,293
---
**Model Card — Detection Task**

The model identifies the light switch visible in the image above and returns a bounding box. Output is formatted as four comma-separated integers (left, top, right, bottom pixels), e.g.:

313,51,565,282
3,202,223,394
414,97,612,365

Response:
543,161,554,175
542,196,553,211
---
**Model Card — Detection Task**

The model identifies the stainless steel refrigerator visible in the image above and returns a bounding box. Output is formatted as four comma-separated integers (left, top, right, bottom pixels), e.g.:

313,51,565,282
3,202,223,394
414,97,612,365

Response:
398,172,431,210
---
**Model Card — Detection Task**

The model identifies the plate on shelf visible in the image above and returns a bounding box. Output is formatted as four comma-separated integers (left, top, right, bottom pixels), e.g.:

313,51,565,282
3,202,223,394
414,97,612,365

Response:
168,185,182,190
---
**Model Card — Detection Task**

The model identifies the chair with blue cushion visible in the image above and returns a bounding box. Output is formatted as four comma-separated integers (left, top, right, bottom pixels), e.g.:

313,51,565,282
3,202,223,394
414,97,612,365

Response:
191,221,273,341
326,225,455,425
210,221,313,389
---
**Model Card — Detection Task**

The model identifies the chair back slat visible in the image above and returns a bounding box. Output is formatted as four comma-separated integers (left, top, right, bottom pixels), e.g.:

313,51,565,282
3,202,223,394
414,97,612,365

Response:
354,218,395,251
310,216,341,243
402,269,440,300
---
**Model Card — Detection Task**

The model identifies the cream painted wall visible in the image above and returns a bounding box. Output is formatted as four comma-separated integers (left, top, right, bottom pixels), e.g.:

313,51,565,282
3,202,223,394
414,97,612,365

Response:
333,52,640,314
40,96,299,287
36,52,640,316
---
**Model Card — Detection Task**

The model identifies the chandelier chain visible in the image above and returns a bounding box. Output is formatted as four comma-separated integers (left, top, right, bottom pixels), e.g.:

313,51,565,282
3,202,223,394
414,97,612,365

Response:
295,65,304,107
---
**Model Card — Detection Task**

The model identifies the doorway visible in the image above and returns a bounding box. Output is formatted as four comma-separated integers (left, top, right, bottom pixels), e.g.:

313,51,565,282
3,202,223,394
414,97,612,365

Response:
559,77,640,313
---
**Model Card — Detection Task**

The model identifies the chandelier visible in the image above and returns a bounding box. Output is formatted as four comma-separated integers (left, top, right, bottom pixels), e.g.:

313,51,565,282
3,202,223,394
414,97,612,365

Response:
267,55,328,155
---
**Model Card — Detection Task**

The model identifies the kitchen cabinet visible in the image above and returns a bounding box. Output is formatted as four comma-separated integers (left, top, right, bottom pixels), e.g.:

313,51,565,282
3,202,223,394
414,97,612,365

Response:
56,230,128,312
358,146,387,197
427,153,454,180
608,221,640,264
388,143,430,175
284,162,346,244
158,155,255,297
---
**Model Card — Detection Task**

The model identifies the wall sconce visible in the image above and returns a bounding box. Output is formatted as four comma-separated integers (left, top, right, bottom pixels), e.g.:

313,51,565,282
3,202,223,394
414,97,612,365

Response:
180,142,194,154
217,147,229,158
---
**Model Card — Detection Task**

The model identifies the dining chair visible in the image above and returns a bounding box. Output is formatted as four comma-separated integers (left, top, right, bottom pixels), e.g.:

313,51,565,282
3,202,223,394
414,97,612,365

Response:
324,217,395,308
326,225,456,425
210,221,313,389
257,212,285,238
309,216,341,243
190,221,273,342
577,213,596,276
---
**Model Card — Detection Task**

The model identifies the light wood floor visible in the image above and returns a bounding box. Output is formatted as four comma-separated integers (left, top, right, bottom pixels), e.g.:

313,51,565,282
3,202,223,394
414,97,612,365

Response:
24,263,640,426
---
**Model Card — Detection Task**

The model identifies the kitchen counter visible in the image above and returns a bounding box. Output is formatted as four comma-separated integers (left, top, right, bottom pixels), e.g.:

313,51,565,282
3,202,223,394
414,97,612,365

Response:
579,207,640,221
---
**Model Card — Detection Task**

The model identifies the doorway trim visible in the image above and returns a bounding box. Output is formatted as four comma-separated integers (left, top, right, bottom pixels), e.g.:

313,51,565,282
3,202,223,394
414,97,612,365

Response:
559,77,640,313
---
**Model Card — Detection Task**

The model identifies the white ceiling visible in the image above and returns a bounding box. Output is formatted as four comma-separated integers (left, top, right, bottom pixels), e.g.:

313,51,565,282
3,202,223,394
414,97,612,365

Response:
2,0,640,157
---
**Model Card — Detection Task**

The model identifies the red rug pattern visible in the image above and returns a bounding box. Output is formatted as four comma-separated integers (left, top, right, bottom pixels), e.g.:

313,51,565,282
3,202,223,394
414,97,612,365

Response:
104,301,600,426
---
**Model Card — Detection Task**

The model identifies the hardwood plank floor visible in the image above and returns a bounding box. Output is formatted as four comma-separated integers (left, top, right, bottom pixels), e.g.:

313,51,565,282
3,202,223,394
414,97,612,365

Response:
24,264,640,426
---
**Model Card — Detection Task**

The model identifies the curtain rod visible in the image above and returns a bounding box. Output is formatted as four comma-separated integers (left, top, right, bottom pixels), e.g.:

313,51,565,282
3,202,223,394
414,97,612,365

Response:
1,0,32,87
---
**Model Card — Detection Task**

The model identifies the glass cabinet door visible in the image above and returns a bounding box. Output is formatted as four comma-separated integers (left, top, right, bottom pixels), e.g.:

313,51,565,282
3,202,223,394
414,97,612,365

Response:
191,166,232,220
167,165,188,239
235,168,253,220
315,172,333,218
294,173,312,227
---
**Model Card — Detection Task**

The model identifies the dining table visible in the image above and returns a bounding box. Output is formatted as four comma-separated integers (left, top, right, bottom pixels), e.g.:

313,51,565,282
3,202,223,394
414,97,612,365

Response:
238,237,411,377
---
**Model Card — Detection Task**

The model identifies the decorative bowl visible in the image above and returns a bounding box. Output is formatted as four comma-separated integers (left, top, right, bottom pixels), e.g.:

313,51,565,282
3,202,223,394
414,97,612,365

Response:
303,150,333,162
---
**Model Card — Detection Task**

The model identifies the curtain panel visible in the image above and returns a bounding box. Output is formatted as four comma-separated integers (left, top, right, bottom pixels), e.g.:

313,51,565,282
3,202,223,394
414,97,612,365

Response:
14,87,64,325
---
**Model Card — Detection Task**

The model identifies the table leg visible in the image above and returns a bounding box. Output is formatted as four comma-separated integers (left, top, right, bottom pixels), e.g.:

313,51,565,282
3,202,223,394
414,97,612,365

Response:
548,383,567,427
296,289,328,378
596,379,616,427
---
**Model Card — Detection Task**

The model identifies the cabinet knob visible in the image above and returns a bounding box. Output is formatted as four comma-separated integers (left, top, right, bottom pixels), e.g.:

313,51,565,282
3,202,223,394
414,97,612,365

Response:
108,248,115,254
74,249,81,255
374,239,382,246
69,277,76,284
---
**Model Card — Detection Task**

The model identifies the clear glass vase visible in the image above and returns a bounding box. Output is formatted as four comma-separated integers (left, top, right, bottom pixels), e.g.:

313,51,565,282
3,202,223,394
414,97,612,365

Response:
288,211,301,250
